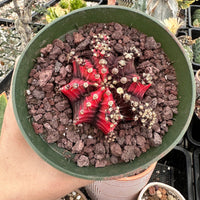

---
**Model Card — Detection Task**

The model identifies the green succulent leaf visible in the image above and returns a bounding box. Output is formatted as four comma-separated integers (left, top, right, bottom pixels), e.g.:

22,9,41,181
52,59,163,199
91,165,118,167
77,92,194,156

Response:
193,19,200,27
70,0,86,11
55,6,66,17
0,92,7,134
178,0,195,9
45,0,86,23
59,0,70,8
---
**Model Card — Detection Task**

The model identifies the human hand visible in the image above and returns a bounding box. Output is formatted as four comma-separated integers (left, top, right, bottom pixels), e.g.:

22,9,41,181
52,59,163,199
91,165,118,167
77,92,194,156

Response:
0,60,92,200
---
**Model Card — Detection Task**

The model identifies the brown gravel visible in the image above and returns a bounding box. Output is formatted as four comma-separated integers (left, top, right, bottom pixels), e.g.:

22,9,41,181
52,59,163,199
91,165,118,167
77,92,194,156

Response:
26,22,179,167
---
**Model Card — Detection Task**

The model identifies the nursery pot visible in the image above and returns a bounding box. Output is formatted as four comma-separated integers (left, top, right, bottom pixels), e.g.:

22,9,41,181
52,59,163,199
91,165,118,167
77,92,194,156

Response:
12,6,195,180
187,113,200,148
137,182,186,200
85,162,157,200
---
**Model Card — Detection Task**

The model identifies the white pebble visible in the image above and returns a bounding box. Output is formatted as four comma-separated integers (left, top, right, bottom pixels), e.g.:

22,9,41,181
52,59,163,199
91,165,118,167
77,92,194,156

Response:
76,195,81,200
26,90,31,95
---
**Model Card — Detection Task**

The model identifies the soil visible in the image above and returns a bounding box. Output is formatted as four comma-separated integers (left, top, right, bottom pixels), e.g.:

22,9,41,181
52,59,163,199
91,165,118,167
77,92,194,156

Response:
26,22,179,167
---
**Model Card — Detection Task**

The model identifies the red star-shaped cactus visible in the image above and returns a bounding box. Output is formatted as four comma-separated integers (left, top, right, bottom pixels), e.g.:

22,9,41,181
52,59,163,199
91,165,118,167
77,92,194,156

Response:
61,34,151,135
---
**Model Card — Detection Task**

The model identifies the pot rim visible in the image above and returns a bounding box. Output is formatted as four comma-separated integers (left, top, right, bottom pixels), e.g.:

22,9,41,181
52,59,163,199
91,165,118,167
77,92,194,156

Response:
118,162,157,181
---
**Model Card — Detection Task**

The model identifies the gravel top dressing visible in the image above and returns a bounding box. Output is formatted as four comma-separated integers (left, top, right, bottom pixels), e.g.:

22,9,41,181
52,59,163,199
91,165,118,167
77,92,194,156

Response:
141,185,180,200
0,0,52,20
26,22,179,168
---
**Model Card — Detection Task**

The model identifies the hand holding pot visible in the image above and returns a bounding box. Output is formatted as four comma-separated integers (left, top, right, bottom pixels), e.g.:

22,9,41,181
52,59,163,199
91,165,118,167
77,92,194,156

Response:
0,59,92,200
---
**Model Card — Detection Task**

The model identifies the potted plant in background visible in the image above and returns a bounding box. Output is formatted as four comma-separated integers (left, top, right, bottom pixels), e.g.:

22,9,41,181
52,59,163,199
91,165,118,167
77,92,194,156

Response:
58,189,88,200
137,182,186,200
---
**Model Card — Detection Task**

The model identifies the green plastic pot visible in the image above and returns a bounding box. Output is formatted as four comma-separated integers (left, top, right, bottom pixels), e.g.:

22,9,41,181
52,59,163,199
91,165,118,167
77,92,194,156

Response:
12,6,195,180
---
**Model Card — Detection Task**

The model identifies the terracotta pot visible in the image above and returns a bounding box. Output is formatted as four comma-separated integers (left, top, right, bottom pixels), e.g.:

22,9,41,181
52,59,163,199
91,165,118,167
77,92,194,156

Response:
85,162,156,200
137,182,186,200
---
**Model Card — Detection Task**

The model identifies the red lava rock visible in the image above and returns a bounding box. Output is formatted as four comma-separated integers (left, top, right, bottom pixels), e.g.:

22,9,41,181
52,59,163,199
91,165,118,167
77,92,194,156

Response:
111,30,123,40
32,89,45,100
76,37,90,51
55,101,68,112
50,46,62,57
121,146,136,162
145,37,159,50
53,39,65,49
122,35,130,43
114,43,124,53
163,106,173,120
72,140,84,153
43,122,52,131
134,146,142,157
94,143,106,155
94,153,105,160
38,70,53,87
83,146,94,154
58,54,66,63
65,33,74,44
125,135,132,145
32,122,43,134
73,32,85,44
59,66,67,78
46,131,59,143
42,83,54,92
136,135,146,147
110,143,122,157
66,131,80,143
86,138,97,146
150,133,162,147
33,114,43,122
26,22,179,167
110,155,119,164
64,140,73,150
40,44,53,55
55,61,62,72
95,159,107,168
77,155,89,167
43,100,51,112
50,116,58,129
59,113,69,125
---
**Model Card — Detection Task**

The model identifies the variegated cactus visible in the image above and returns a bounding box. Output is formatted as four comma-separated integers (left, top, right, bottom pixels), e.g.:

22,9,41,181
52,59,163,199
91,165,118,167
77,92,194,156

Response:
61,33,155,135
